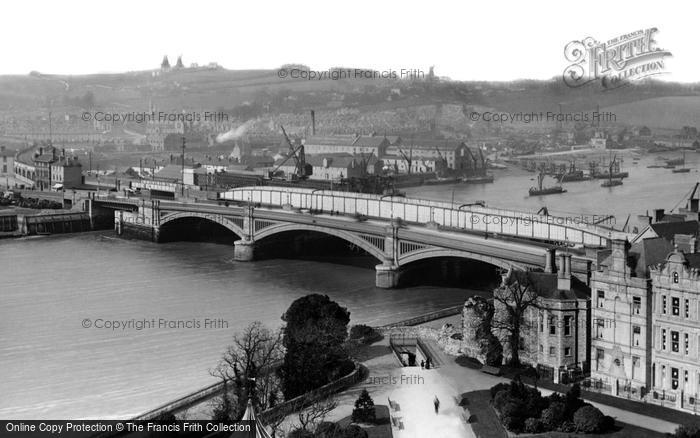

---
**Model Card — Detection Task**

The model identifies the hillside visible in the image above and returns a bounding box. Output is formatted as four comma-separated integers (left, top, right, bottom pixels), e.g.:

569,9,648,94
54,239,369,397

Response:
0,68,699,130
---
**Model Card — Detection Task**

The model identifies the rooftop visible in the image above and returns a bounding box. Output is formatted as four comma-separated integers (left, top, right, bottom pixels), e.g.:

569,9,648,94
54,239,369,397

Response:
504,269,590,301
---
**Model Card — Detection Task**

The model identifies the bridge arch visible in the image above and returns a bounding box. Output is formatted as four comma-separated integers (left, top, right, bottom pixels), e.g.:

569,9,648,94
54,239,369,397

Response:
398,247,524,271
159,212,245,238
253,223,386,262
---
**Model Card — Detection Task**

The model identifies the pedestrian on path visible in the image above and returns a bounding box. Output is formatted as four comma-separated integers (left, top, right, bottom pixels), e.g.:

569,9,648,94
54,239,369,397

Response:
433,395,440,414
420,360,425,369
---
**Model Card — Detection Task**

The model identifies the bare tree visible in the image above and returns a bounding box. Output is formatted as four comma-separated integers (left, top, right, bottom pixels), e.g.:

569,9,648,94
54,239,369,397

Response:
211,321,284,420
491,271,539,366
293,398,338,433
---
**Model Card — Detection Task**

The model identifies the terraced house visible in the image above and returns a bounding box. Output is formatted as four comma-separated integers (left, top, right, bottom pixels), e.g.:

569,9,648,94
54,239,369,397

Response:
649,248,700,412
589,239,653,399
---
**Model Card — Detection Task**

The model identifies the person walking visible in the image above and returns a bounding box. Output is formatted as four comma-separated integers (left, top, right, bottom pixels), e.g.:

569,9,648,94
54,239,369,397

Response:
433,395,440,414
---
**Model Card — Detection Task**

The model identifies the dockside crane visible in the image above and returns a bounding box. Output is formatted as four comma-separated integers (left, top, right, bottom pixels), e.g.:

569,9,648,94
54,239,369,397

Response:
269,126,311,180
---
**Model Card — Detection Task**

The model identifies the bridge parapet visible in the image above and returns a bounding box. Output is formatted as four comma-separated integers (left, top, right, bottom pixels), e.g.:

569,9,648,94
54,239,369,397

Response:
219,187,630,247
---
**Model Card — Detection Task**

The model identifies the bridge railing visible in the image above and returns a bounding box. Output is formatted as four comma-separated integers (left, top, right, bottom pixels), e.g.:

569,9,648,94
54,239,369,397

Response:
219,187,624,246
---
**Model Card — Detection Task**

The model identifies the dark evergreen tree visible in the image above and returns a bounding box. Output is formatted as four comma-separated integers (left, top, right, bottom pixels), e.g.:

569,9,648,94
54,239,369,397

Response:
351,389,376,424
279,294,352,399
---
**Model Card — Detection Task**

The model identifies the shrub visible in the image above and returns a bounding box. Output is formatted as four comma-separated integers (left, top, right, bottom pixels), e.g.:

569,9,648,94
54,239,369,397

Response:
524,417,543,433
314,422,342,438
540,401,566,431
490,382,510,399
348,325,382,344
500,400,527,432
573,405,605,433
351,389,376,424
523,388,548,418
602,415,616,432
559,420,577,433
288,428,314,438
673,425,700,438
492,390,511,411
501,415,525,433
500,400,526,420
340,425,368,438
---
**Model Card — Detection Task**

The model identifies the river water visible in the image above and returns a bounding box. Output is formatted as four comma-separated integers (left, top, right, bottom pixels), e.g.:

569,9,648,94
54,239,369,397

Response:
0,233,471,419
406,152,700,231
1,151,697,419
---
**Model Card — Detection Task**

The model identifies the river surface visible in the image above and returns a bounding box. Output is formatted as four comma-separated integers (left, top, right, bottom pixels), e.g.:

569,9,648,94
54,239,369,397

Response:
0,233,471,419
1,150,697,419
405,152,700,231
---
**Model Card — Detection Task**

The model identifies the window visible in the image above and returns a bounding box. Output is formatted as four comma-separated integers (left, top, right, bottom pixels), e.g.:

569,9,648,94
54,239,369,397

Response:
632,356,640,367
596,348,604,370
686,299,690,318
686,370,690,387
673,297,680,316
549,346,555,356
596,319,605,339
597,290,605,307
685,333,690,355
539,314,544,333
549,317,557,335
633,296,641,314
565,347,571,356
539,344,543,353
672,367,680,390
673,271,679,283
633,325,641,346
662,329,667,350
663,295,667,314
564,316,572,336
662,365,666,387
672,331,680,353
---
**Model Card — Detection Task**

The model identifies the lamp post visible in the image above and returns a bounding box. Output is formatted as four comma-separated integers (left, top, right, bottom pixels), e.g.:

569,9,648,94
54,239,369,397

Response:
181,136,186,197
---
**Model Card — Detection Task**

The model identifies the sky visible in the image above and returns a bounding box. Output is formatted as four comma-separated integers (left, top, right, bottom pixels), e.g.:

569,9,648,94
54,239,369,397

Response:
1,0,697,82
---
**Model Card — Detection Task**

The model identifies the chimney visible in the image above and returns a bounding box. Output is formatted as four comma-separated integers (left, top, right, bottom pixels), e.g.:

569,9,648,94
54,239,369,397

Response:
544,247,557,273
557,254,571,290
39,147,43,156
653,208,665,223
61,148,65,158
310,110,316,136
610,239,630,274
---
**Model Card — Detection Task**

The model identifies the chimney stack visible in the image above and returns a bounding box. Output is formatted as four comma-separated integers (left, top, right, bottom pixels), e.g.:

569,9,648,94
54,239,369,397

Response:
544,247,557,273
610,239,630,274
653,208,665,223
557,253,571,290
310,110,316,136
39,147,43,156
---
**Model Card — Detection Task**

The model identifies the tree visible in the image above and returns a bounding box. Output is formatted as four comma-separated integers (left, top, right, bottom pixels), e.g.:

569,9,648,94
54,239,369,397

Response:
351,389,376,424
491,270,539,366
294,399,338,433
211,321,284,420
279,294,353,399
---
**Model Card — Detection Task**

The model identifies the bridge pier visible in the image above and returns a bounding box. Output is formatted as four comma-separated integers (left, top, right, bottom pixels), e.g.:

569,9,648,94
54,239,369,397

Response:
375,263,402,289
234,239,256,262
